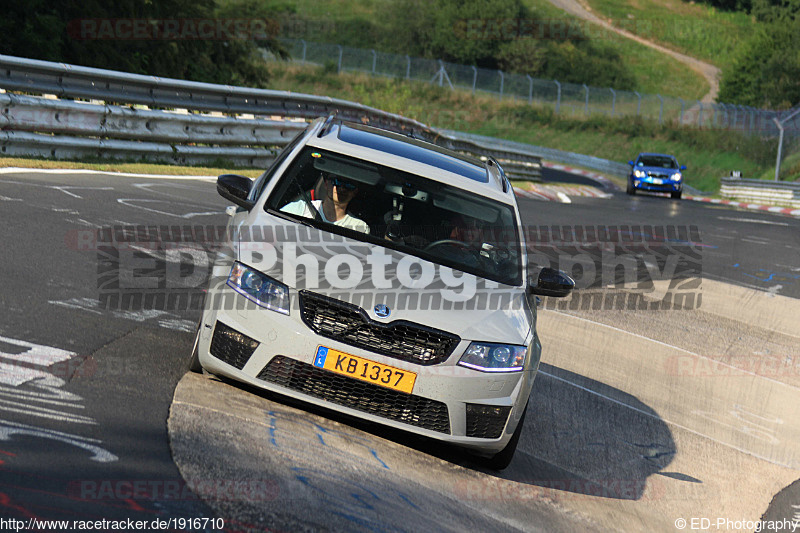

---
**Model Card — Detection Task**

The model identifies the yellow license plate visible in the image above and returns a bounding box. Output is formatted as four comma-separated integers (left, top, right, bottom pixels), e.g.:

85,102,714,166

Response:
313,346,417,394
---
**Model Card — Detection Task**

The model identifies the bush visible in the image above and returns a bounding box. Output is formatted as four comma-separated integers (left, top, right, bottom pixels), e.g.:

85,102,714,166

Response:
718,18,800,108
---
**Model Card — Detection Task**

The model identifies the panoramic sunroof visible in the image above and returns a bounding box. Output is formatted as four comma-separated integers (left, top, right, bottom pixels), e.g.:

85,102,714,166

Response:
337,123,489,183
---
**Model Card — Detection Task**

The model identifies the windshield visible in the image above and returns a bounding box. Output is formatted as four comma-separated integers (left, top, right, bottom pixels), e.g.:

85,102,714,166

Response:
265,146,522,286
637,155,678,169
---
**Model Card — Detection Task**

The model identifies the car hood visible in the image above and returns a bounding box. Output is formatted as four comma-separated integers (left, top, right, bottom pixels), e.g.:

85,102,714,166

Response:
235,215,532,346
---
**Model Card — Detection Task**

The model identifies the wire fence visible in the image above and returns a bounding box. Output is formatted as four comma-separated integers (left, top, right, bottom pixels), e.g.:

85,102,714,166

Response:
271,39,800,140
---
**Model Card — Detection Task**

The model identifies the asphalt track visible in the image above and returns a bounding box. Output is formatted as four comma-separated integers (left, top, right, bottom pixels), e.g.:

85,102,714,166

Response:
0,169,798,532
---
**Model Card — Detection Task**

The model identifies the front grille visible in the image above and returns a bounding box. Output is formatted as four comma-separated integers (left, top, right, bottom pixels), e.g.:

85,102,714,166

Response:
209,321,259,370
299,291,460,365
465,404,512,439
258,356,451,434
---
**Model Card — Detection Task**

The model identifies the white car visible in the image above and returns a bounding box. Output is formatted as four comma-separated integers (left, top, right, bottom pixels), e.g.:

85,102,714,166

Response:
190,116,574,469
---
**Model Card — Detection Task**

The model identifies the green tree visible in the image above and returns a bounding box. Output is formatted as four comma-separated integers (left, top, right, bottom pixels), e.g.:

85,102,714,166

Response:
384,0,526,67
718,18,800,108
0,0,287,86
751,0,800,21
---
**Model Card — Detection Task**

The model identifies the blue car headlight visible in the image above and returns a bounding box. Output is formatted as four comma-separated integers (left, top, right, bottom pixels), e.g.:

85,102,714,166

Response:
671,172,682,181
458,342,527,372
227,262,290,315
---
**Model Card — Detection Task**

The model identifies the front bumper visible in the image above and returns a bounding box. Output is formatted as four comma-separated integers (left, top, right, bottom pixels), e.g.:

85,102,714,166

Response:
631,177,682,193
197,282,538,454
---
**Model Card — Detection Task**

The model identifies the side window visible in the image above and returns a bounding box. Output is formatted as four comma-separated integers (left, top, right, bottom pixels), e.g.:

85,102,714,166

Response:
249,127,309,202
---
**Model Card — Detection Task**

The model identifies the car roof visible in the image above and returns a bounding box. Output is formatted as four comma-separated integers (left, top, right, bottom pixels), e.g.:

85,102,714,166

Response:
306,120,516,205
637,152,677,159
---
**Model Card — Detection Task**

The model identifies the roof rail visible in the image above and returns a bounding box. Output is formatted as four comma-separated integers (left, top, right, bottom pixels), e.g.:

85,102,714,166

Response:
317,114,338,137
485,157,509,193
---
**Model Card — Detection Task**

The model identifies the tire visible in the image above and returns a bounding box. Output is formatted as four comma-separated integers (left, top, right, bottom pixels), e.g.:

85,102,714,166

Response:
481,404,528,471
671,190,682,200
626,181,636,195
188,324,203,373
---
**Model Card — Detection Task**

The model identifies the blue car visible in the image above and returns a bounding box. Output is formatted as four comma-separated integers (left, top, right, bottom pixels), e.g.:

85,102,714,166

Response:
627,152,686,199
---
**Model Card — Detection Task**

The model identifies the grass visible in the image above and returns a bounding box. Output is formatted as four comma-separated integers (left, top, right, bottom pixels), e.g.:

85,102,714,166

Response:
518,0,709,100
254,0,709,101
2,64,791,190
755,146,800,181
268,63,785,191
581,0,752,71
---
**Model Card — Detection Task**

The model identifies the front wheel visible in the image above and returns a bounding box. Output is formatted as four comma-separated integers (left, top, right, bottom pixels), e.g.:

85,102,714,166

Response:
480,404,528,471
626,181,636,195
671,190,682,200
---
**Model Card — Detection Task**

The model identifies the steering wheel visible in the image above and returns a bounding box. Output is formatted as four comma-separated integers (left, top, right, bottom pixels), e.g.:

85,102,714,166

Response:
423,239,472,252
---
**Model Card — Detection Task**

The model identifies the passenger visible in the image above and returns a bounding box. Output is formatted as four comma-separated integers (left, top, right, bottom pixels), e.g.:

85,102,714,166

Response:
281,173,369,234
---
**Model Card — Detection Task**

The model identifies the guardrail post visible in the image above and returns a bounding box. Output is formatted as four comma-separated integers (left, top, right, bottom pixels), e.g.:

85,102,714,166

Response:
527,75,533,104
679,98,685,124
634,91,641,116
300,39,307,63
774,118,785,181
499,71,504,101
406,55,411,80
471,66,477,94
657,94,664,125
554,80,561,114
371,49,377,75
583,84,589,116
337,45,343,74
773,108,800,181
609,88,616,117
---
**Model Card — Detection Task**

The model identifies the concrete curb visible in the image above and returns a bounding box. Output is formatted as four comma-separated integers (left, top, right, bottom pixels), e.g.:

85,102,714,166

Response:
685,195,800,218
541,161,621,191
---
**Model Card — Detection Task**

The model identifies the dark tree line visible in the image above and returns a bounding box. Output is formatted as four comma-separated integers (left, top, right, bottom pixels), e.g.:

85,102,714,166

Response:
0,0,288,86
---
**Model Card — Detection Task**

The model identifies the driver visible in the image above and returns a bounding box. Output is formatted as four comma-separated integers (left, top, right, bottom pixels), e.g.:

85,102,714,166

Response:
281,172,369,234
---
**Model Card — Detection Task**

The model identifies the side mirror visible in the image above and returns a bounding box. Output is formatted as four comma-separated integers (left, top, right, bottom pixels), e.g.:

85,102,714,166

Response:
680,165,687,171
628,160,634,166
529,267,575,298
217,174,255,211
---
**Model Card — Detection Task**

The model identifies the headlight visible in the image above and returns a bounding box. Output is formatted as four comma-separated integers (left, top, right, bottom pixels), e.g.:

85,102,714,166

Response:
458,342,527,372
671,172,682,181
633,170,646,178
227,262,290,315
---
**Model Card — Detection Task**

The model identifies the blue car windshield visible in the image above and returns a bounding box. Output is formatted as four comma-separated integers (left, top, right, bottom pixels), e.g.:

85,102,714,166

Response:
637,156,678,169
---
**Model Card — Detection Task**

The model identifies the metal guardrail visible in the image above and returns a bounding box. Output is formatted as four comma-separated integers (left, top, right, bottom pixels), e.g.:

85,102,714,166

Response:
720,177,800,208
442,129,630,179
279,39,800,139
0,54,542,180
